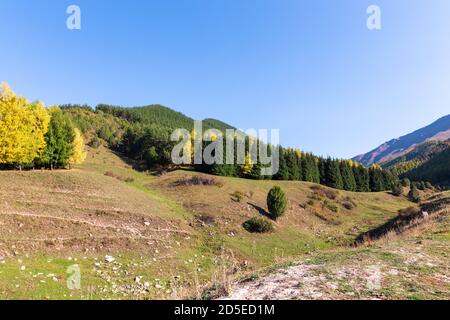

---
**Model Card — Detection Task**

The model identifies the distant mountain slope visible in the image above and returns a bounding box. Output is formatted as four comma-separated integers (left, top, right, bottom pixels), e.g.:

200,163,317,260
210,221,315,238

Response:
382,139,450,174
96,104,235,132
353,115,450,166
402,147,450,187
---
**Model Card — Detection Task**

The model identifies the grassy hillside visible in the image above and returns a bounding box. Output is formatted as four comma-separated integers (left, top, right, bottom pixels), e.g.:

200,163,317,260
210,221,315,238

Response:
0,146,446,299
225,207,450,300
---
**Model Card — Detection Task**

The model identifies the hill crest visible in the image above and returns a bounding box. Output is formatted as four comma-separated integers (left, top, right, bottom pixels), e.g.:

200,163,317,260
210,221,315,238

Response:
353,114,450,166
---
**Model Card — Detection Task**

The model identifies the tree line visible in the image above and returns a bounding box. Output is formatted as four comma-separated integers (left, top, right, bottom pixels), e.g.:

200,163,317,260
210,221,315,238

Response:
61,103,398,192
0,84,86,170
1,86,398,192
197,145,397,192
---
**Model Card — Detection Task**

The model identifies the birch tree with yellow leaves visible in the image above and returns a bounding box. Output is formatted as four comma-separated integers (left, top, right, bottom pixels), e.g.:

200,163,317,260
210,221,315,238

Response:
69,128,87,167
0,83,49,169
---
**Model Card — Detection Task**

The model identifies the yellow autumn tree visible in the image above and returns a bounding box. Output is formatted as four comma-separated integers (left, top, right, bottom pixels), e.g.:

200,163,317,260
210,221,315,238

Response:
0,83,49,169
241,151,253,176
69,128,87,167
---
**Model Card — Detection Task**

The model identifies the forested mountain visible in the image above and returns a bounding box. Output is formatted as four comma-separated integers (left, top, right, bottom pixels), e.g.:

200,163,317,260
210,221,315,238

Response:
382,140,450,175
401,147,450,187
353,115,450,166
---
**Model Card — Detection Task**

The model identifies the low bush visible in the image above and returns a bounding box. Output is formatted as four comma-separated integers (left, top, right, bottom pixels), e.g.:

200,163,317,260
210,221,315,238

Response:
243,217,274,233
341,201,355,210
89,136,101,149
104,171,134,183
231,190,245,202
175,175,223,187
408,186,421,203
341,196,357,210
398,207,420,218
310,185,338,200
391,183,404,197
324,200,339,213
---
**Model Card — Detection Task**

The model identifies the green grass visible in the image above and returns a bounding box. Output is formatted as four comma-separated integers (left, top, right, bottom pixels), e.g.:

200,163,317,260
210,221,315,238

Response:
2,145,446,299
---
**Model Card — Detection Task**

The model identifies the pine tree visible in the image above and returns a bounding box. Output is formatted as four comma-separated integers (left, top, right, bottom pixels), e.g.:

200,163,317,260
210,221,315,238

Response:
340,161,356,191
324,158,343,189
274,147,289,180
286,149,300,180
353,165,370,192
318,158,327,185
369,166,385,192
267,186,287,220
39,107,75,169
312,157,321,184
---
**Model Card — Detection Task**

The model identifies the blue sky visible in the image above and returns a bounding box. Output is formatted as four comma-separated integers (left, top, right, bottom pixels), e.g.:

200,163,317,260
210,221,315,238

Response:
1,0,449,158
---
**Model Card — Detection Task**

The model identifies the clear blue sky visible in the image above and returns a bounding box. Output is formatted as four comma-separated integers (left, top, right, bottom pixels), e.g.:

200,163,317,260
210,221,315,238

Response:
1,0,449,158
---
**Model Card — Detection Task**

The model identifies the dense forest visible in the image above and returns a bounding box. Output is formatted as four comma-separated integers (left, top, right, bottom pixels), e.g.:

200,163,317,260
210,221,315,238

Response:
402,147,450,188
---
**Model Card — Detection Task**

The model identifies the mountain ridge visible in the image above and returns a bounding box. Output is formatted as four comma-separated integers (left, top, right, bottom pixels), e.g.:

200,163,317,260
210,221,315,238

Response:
353,114,450,166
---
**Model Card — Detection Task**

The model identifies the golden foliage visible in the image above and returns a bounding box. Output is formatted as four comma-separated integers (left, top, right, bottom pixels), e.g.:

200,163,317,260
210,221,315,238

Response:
241,151,254,175
69,128,87,166
0,82,50,166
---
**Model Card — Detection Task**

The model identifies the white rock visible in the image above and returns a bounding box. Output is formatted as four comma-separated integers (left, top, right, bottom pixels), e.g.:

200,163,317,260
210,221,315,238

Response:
105,256,115,263
20,266,26,271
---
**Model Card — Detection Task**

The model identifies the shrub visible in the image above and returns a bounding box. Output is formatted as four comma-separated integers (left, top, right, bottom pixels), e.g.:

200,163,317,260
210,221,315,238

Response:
267,186,287,219
310,185,338,200
104,171,116,178
89,136,101,149
324,200,339,213
417,181,426,191
401,178,411,188
425,182,433,189
391,183,404,197
398,207,420,218
341,201,355,210
408,186,421,203
175,175,223,187
243,217,274,233
104,171,134,183
342,196,357,208
231,190,245,202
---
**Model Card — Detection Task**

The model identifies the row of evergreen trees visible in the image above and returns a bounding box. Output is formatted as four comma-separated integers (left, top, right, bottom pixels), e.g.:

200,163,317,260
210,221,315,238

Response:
197,145,396,192
58,104,397,192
